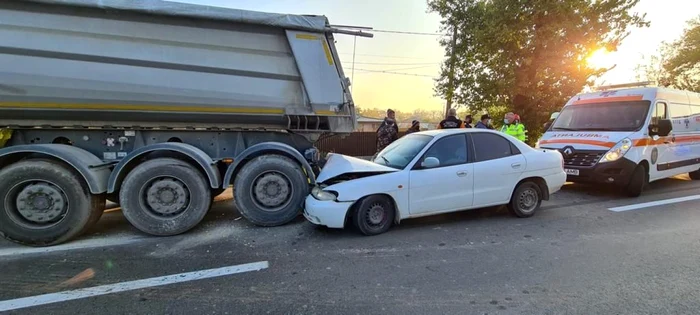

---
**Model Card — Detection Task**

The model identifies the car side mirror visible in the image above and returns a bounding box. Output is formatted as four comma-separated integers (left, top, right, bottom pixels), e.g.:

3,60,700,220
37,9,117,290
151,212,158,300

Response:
649,119,672,137
421,157,440,169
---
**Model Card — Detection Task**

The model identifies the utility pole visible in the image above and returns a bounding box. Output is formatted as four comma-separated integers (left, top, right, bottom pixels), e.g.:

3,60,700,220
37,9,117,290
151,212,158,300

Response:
444,27,458,118
351,35,357,92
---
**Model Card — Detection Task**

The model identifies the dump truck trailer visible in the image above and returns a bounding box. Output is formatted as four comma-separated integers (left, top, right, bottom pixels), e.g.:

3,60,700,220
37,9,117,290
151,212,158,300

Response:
0,0,369,246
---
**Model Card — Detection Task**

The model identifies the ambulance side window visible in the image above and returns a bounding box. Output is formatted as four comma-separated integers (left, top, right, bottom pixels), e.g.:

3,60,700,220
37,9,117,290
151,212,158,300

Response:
651,102,667,125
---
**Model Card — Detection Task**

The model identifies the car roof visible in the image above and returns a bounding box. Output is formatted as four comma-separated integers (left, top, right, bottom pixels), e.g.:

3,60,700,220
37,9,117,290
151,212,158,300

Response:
414,128,498,137
411,128,534,153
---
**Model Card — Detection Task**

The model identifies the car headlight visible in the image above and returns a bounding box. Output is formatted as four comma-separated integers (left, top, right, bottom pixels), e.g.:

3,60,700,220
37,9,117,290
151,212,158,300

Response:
599,138,633,163
311,186,338,201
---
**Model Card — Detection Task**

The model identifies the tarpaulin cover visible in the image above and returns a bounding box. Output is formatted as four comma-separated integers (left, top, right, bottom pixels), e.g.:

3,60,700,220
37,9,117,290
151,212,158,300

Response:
22,0,330,32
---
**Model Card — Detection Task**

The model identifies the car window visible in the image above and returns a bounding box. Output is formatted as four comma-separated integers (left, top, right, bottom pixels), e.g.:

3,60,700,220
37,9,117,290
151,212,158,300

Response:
471,133,516,162
651,102,667,125
421,134,468,167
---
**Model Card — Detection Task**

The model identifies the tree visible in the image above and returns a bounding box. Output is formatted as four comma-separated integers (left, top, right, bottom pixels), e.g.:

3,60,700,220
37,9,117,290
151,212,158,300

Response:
428,0,648,142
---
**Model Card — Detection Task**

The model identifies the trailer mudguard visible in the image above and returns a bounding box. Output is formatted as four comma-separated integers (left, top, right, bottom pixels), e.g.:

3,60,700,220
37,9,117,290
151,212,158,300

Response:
0,144,110,194
223,142,317,187
107,143,220,193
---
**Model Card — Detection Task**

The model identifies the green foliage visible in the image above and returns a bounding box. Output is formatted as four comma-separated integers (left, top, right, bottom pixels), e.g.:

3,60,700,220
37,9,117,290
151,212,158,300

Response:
638,16,700,92
428,0,648,140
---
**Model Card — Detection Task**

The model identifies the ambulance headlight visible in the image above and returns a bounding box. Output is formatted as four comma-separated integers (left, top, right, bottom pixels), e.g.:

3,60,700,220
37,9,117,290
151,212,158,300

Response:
600,138,633,163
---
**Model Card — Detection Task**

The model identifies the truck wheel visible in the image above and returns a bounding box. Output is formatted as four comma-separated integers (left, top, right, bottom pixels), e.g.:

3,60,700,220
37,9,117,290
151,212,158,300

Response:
507,181,542,218
120,158,211,236
625,165,648,197
234,155,308,226
0,160,105,246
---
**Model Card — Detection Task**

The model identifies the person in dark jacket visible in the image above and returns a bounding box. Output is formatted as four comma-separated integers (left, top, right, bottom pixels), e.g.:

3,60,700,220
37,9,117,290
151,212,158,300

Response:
376,109,399,153
474,114,493,129
406,120,421,134
438,108,463,129
463,114,473,128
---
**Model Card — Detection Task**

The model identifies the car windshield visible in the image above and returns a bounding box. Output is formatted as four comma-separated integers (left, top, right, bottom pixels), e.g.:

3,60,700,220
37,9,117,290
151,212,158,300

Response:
374,134,433,169
552,101,651,132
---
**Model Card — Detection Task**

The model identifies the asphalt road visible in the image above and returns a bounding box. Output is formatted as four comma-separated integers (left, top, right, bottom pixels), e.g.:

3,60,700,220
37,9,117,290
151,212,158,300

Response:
2,176,700,315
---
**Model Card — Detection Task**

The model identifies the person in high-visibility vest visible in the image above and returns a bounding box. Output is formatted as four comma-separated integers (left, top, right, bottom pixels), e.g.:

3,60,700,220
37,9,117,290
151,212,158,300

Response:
500,112,527,142
514,114,528,142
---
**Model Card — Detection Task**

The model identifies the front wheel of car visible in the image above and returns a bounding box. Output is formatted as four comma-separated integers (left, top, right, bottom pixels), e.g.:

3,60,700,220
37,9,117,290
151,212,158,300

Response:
353,195,395,236
508,181,542,218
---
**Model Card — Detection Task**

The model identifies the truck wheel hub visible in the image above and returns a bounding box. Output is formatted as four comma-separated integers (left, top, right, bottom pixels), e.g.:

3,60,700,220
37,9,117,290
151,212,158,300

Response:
15,182,67,224
253,172,291,209
145,178,189,215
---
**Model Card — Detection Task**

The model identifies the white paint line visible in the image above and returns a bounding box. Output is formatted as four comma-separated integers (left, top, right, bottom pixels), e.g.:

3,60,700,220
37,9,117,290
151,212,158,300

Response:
0,235,145,258
609,195,700,212
0,261,269,312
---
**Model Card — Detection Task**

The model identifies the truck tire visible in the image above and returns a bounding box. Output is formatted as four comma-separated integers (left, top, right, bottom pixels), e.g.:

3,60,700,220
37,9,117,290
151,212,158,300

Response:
0,160,105,246
233,155,308,226
120,158,211,236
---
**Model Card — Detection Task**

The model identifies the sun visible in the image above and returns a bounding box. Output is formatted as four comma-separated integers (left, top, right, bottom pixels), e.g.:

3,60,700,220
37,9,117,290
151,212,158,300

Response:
586,48,615,69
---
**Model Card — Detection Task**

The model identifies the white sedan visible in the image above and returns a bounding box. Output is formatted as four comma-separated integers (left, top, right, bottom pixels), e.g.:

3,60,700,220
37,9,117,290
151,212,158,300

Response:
304,129,566,235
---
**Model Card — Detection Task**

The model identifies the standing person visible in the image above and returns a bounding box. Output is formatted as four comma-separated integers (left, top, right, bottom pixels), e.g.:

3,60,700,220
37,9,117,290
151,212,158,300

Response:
376,109,398,153
543,112,558,131
500,112,526,142
474,114,493,129
463,114,473,128
513,114,528,142
438,108,463,129
406,120,421,134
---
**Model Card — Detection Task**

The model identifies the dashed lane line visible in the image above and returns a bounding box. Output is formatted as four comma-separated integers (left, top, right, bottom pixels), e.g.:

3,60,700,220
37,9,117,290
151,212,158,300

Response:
0,261,269,312
608,195,700,212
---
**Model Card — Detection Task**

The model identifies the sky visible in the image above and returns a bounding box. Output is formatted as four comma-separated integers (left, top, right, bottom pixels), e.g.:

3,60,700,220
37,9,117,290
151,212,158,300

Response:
176,0,699,112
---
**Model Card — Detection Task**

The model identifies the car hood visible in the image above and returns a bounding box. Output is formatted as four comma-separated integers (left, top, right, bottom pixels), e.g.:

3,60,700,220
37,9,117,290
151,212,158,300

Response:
317,153,398,184
538,131,634,150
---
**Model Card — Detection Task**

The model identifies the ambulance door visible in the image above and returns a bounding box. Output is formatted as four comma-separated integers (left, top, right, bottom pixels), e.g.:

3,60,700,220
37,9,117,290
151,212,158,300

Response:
648,101,674,181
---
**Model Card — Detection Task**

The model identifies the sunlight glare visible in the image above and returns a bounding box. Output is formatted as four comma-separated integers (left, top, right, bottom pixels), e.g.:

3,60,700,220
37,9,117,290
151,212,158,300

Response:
586,48,615,70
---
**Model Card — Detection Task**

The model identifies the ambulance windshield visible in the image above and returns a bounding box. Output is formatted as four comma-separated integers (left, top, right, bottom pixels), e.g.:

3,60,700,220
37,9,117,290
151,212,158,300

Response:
551,101,651,132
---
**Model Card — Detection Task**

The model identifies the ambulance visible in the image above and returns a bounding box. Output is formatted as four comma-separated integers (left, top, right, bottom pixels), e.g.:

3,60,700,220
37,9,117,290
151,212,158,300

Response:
536,82,700,197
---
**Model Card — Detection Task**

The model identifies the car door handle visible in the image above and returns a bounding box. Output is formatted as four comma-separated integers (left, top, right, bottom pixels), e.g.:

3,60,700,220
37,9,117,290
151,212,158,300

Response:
511,163,522,168
456,171,468,177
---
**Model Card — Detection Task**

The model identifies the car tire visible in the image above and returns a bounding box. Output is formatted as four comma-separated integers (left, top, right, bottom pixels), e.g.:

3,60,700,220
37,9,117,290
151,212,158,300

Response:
507,181,542,218
0,160,105,247
233,155,309,227
352,195,395,236
625,165,647,197
689,169,700,180
120,158,211,236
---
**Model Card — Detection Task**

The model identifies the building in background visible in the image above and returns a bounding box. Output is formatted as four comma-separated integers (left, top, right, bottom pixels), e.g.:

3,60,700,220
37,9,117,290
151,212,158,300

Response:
355,116,385,132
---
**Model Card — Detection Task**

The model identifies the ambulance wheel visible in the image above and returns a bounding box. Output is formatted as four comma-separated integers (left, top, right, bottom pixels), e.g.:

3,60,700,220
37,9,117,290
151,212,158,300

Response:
689,169,700,180
625,164,648,197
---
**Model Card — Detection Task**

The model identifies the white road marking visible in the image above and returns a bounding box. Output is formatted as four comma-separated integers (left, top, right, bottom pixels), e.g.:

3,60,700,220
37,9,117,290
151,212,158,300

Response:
0,235,145,258
609,195,700,212
0,261,269,312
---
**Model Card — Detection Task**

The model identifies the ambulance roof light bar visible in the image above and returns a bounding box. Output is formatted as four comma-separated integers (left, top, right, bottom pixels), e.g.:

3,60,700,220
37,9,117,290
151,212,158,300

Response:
594,81,656,91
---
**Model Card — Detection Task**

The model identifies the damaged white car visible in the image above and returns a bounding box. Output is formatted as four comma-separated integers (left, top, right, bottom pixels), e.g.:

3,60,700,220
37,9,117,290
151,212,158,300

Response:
304,129,567,235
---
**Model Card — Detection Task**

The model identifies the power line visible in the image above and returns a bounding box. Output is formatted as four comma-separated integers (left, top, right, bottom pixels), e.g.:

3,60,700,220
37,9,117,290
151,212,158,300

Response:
339,52,439,60
371,29,445,36
347,61,440,66
353,68,437,78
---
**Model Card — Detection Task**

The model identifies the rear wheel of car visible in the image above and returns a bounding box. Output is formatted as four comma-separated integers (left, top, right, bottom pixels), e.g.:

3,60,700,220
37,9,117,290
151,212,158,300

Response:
689,169,700,180
625,165,648,197
507,181,542,218
353,195,395,236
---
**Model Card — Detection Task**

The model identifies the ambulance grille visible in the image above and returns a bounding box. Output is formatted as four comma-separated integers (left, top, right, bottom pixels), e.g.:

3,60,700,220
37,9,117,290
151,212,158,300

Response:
562,151,606,167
